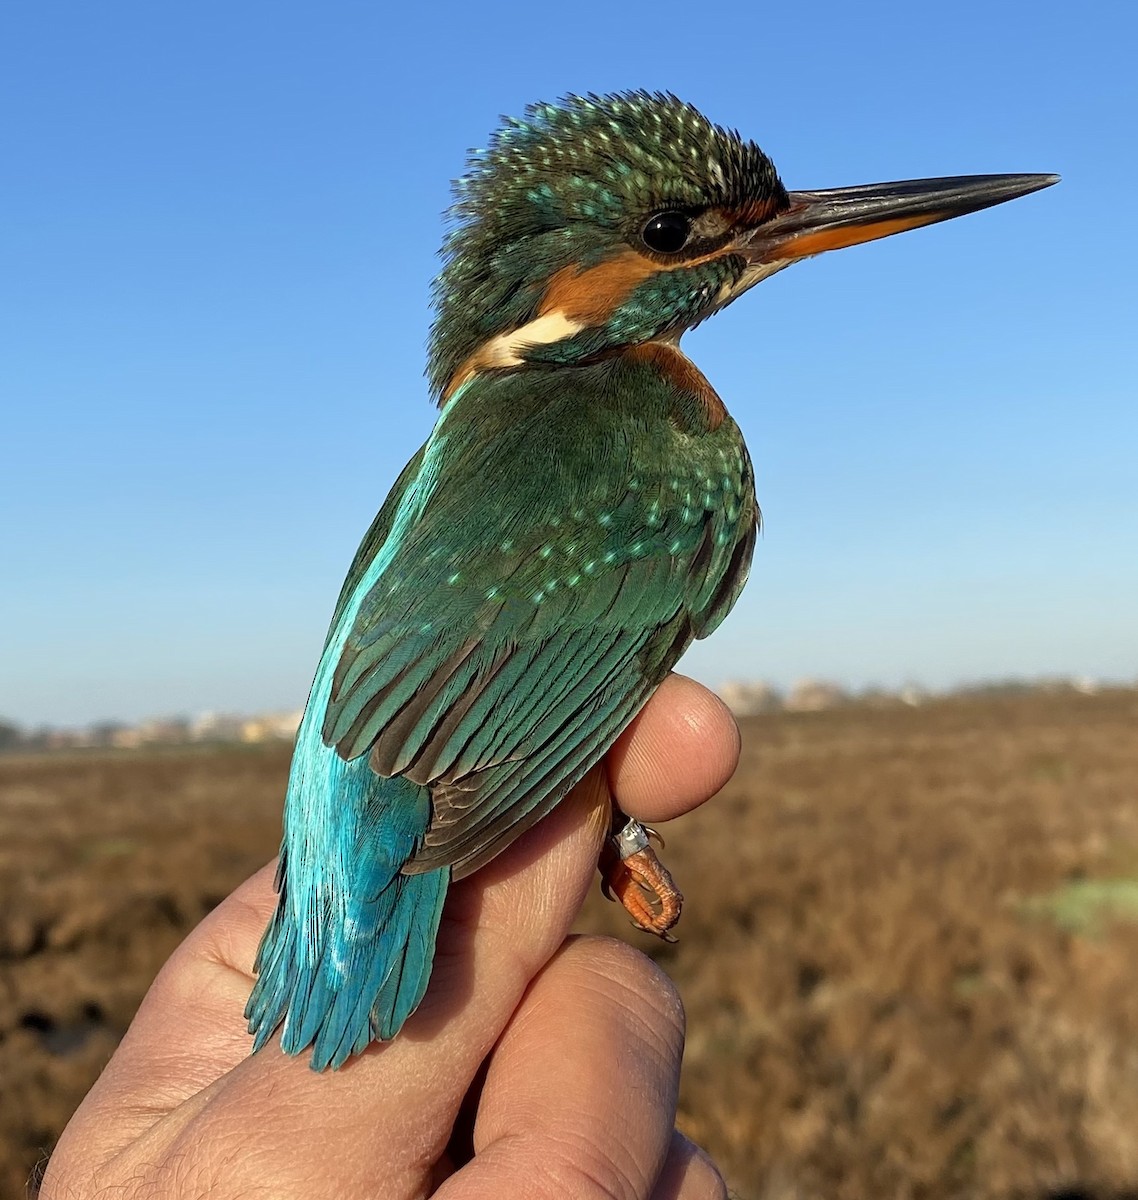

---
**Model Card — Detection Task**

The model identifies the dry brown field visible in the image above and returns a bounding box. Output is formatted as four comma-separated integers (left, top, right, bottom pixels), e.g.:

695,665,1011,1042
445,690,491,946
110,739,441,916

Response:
2,689,1137,1199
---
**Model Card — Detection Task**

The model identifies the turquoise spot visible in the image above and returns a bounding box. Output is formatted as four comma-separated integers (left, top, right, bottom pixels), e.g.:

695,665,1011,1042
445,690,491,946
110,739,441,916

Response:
447,572,461,585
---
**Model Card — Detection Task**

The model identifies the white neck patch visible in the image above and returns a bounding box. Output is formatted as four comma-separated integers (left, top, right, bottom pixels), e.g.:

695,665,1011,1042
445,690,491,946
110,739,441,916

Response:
477,310,585,368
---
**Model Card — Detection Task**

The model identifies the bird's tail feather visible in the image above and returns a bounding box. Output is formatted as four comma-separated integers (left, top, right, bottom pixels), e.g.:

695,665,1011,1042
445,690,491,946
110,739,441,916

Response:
245,776,449,1071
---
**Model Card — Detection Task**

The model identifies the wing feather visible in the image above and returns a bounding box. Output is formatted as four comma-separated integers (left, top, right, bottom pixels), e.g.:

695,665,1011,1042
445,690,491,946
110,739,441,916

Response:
425,678,654,877
318,368,756,877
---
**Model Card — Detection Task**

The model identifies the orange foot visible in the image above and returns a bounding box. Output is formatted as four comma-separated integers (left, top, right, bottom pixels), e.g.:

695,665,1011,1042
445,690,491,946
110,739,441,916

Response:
600,819,684,940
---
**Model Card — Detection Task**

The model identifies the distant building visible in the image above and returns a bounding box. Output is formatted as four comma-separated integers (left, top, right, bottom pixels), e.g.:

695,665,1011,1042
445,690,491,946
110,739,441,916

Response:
191,712,247,742
240,711,303,743
187,711,301,744
719,681,783,715
137,717,192,746
109,726,144,750
784,679,848,713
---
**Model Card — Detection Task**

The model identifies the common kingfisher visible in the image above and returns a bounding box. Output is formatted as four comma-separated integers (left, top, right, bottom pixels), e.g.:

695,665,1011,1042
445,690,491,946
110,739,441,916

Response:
246,91,1055,1070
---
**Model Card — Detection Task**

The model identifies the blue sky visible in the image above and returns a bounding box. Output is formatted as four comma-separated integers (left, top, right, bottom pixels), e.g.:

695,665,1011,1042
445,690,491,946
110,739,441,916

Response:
3,2,1135,725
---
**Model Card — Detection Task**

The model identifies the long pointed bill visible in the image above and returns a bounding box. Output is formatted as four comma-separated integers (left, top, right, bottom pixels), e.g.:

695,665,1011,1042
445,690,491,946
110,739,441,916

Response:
743,173,1059,264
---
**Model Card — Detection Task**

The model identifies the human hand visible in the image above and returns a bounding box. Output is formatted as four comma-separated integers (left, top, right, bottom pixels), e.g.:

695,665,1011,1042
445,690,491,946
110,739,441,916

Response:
42,675,737,1199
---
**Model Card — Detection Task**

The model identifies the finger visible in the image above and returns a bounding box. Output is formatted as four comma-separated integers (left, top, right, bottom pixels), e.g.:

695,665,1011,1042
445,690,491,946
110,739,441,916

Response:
46,863,283,1171
70,678,737,1182
409,674,738,1090
435,936,684,1200
101,672,736,1099
63,774,611,1196
606,674,740,823
651,1131,728,1200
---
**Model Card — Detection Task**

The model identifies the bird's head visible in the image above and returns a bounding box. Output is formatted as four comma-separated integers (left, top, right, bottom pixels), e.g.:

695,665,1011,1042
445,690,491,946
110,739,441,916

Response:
428,91,1056,403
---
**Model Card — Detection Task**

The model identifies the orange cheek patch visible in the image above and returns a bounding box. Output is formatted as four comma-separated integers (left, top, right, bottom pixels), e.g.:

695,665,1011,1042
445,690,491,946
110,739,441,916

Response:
538,244,740,326
538,250,659,324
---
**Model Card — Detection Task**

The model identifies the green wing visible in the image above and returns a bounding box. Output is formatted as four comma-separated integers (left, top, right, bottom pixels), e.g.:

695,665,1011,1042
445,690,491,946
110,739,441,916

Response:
325,444,427,641
321,366,755,878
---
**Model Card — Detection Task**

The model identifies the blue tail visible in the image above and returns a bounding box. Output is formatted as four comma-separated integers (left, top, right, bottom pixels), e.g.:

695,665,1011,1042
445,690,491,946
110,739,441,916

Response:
246,771,449,1071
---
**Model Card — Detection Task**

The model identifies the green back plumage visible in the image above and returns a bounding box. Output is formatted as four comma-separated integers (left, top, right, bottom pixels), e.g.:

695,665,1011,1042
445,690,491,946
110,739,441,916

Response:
322,355,756,877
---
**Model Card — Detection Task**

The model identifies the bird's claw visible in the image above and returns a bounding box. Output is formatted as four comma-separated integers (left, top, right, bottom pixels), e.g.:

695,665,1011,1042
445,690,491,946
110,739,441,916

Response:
599,818,683,939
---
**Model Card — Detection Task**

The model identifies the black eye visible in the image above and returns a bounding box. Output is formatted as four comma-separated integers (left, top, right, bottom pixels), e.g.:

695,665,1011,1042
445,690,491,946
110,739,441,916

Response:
642,211,692,254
